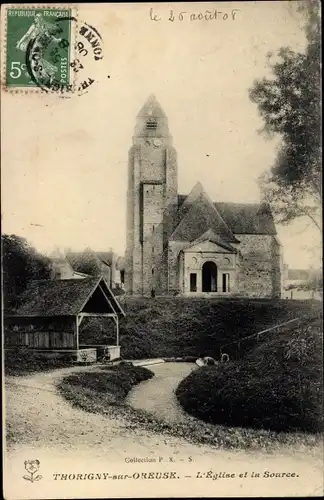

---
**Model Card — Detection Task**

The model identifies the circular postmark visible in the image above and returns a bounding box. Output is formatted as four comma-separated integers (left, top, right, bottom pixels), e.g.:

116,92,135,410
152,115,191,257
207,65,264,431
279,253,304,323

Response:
25,15,104,97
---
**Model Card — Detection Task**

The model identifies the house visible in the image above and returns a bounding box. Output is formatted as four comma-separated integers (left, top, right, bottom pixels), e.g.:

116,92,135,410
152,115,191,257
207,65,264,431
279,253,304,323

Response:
285,268,313,289
50,248,125,291
282,267,322,300
4,277,125,363
66,248,113,285
125,95,283,297
49,248,89,280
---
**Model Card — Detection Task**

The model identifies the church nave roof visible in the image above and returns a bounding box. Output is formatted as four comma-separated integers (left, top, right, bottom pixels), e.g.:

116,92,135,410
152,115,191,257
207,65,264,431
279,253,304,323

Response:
175,183,277,240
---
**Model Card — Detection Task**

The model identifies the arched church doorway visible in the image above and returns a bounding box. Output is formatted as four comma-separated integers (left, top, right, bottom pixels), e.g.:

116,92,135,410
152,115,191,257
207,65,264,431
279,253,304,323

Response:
202,261,218,292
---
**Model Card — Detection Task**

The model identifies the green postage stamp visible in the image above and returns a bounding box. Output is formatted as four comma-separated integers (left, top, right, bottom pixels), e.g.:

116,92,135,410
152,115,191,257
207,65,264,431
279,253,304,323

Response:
5,6,73,90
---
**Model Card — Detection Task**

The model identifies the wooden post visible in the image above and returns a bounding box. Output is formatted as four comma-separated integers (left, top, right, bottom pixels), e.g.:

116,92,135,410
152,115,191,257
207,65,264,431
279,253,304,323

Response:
116,315,119,346
74,316,79,350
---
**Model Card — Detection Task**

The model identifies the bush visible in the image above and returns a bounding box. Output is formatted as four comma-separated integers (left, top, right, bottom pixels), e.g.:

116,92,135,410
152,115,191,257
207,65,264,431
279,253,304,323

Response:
119,297,321,360
176,321,323,433
4,347,74,376
78,315,154,359
77,297,321,361
120,330,154,359
79,317,117,345
58,363,154,409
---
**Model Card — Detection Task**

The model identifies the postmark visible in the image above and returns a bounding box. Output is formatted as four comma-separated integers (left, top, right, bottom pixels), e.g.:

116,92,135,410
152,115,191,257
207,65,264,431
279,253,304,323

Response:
3,6,105,96
73,20,104,95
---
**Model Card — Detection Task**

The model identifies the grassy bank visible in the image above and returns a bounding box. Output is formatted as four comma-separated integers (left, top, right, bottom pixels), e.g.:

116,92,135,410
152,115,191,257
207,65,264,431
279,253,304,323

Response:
58,363,154,412
176,319,323,433
58,360,321,452
80,297,322,359
4,347,75,376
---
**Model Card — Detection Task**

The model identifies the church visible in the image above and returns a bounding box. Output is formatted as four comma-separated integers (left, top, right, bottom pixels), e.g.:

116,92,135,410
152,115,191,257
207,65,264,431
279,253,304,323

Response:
125,95,283,298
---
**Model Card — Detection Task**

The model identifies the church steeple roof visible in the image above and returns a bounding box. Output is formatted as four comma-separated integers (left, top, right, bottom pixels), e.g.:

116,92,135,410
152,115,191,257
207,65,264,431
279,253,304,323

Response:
134,94,171,140
137,94,167,119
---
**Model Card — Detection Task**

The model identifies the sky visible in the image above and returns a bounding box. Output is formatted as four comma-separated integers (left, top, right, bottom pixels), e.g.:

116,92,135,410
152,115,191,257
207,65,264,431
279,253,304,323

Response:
1,2,321,269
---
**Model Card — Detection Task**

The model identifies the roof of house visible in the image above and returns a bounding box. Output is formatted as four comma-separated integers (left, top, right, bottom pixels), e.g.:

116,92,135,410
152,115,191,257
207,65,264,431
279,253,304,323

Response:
7,277,125,318
73,271,90,278
177,189,277,237
50,255,75,271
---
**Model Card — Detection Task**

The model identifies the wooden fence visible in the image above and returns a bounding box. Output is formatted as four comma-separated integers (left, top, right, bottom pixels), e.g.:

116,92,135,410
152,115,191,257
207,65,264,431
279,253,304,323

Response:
5,330,75,348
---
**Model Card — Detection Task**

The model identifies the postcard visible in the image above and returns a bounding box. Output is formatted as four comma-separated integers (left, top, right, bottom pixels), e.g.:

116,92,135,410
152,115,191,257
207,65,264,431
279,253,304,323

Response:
1,2,323,499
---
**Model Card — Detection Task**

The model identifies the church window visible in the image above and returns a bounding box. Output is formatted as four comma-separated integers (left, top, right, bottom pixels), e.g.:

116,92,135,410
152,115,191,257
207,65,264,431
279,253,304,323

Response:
152,268,154,275
190,273,197,292
222,273,230,292
146,119,157,130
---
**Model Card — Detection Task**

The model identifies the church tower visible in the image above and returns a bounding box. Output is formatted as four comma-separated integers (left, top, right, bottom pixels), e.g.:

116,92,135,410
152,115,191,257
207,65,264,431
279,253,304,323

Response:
125,95,178,295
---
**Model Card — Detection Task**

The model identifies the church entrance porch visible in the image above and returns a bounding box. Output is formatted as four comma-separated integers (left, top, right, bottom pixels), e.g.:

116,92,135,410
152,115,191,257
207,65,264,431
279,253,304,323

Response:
202,261,218,292
179,251,236,296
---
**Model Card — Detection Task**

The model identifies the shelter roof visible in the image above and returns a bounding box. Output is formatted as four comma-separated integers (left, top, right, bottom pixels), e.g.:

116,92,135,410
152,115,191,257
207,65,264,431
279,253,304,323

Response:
7,277,125,318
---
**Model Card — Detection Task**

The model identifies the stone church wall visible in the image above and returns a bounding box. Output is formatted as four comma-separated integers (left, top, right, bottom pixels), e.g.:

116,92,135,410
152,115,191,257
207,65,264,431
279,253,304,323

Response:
235,234,282,298
168,241,188,293
271,236,284,298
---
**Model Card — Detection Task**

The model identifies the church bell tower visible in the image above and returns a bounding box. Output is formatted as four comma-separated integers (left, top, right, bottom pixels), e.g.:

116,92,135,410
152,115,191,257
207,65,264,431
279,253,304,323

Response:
125,95,178,295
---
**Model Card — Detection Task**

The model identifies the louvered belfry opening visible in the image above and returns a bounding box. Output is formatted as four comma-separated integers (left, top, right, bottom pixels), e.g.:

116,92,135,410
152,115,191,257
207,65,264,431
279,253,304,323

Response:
146,118,157,130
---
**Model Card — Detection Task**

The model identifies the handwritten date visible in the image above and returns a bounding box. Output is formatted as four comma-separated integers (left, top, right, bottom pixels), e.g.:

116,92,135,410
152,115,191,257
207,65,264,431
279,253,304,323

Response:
150,8,240,22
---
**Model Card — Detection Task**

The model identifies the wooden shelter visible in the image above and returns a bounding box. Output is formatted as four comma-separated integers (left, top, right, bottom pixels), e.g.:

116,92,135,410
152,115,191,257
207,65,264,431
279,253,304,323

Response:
4,277,125,363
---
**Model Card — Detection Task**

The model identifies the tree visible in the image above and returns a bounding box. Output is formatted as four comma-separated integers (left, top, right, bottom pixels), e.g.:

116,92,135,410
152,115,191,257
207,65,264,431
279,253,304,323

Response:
301,269,323,294
249,0,321,230
2,234,52,311
67,248,101,276
259,171,321,230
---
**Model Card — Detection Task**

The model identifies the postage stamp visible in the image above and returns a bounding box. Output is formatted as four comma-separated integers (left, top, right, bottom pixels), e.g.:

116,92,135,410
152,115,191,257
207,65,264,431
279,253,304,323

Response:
5,6,74,90
3,5,104,96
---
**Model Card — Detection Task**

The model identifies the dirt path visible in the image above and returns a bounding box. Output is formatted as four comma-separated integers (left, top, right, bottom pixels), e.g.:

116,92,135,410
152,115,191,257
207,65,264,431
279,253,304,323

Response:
4,364,215,458
126,362,197,424
4,365,324,499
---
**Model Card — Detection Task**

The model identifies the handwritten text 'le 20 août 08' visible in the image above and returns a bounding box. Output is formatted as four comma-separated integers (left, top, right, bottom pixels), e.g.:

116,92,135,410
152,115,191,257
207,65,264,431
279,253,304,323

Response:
149,8,241,23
